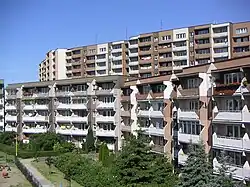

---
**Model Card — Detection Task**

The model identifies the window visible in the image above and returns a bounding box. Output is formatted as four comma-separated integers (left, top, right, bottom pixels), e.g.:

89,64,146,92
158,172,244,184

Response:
225,99,242,111
189,100,199,110
187,78,200,89
98,123,115,131
179,120,202,135
226,151,245,166
236,28,248,34
174,60,187,66
96,54,106,59
195,29,209,35
130,48,138,53
224,72,243,84
197,58,210,64
99,83,114,90
101,96,115,103
129,39,138,45
130,65,138,70
89,49,96,54
162,35,171,41
140,37,151,43
195,39,210,44
99,110,115,116
112,52,122,57
174,41,187,47
140,73,152,78
58,110,71,116
99,47,106,52
213,27,228,33
214,37,228,43
140,46,151,51
87,55,95,60
113,60,122,65
154,85,165,93
233,46,249,53
174,50,187,56
72,97,87,104
58,97,71,104
72,50,81,55
75,84,87,91
214,47,228,53
234,37,249,43
112,44,122,49
142,85,151,94
176,33,186,39
226,125,245,138
159,52,172,58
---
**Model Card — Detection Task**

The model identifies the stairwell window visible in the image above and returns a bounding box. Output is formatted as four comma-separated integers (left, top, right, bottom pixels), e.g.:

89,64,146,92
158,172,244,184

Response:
224,72,243,84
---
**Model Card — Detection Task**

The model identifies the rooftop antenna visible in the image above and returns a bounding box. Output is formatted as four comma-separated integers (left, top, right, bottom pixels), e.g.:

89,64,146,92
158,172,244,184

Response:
160,20,163,31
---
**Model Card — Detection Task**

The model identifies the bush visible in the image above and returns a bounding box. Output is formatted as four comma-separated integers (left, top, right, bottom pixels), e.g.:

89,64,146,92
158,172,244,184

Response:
0,143,60,158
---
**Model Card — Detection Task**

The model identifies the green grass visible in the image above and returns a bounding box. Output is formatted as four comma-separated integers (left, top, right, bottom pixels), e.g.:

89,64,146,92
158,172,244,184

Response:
32,160,82,187
0,151,32,187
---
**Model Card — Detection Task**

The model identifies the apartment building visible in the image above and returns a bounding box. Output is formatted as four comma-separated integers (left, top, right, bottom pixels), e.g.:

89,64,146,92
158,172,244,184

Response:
39,21,250,81
0,80,4,132
119,55,250,181
5,75,125,150
39,49,67,81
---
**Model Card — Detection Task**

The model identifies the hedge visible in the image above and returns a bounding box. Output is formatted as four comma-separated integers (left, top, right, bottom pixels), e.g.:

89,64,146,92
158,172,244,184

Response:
0,143,60,159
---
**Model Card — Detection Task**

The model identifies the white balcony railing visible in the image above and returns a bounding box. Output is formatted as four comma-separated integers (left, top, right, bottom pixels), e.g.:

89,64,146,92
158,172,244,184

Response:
5,105,16,111
22,127,47,134
178,110,199,120
96,101,114,109
178,132,201,144
213,110,242,122
212,133,250,151
70,103,87,110
96,129,116,137
4,126,17,132
129,61,139,66
71,116,88,123
5,115,17,122
95,115,114,123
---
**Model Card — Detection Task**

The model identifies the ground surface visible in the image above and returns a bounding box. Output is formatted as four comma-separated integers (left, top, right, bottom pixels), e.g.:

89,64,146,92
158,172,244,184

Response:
32,160,82,187
0,152,32,187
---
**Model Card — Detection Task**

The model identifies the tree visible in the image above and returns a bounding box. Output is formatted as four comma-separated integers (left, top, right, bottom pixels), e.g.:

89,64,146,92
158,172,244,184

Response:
85,126,95,152
29,133,63,151
0,132,16,145
113,135,177,186
208,150,245,187
99,143,111,167
177,141,213,187
45,156,54,174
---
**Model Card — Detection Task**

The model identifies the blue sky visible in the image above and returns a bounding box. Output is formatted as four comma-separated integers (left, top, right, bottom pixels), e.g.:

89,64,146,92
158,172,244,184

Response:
0,0,249,85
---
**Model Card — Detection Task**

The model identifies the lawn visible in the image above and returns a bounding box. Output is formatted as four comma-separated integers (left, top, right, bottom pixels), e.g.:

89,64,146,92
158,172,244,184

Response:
0,151,32,187
32,160,82,187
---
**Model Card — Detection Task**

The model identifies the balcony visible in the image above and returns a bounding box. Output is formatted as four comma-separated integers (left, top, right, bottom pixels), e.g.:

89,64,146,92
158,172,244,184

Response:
96,89,113,95
178,132,201,144
56,115,71,122
55,91,71,97
129,69,139,74
178,110,199,120
151,144,164,154
212,133,250,151
178,88,199,98
5,115,17,122
213,110,242,122
213,42,229,48
23,115,48,122
172,46,187,51
212,32,228,38
70,103,87,110
96,115,114,123
213,158,250,180
34,92,49,98
213,52,229,58
6,94,16,99
97,101,114,109
194,33,210,39
23,105,35,110
141,127,164,136
112,56,123,61
172,55,187,61
111,48,122,53
96,129,116,137
5,105,16,111
213,83,240,96
71,116,88,123
129,61,139,66
158,46,172,53
129,52,138,57
35,104,48,110
96,58,106,63
56,102,71,110
129,43,138,49
4,126,17,132
112,64,123,69
22,126,47,134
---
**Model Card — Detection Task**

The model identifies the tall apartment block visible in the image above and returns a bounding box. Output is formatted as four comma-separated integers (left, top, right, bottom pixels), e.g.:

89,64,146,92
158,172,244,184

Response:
39,21,250,81
5,75,125,150
6,55,250,180
0,80,4,132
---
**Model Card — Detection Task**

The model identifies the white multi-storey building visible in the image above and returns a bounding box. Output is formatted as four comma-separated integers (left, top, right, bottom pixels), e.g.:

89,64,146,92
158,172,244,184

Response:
4,75,124,150
0,80,4,132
